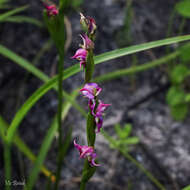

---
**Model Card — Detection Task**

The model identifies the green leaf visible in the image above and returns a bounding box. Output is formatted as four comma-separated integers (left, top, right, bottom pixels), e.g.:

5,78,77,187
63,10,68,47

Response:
123,123,132,137
0,45,86,117
25,122,72,190
170,65,189,84
44,12,65,54
0,5,28,22
95,51,179,83
114,124,125,139
179,43,190,62
176,0,190,18
185,94,190,102
2,16,43,27
71,0,83,8
95,34,190,64
0,115,55,181
166,86,186,106
25,117,58,190
120,137,139,145
25,93,75,190
114,124,133,139
182,185,190,190
59,0,70,12
170,104,188,121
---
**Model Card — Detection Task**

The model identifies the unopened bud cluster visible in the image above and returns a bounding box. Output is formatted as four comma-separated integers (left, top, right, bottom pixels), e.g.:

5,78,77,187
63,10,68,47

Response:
72,13,96,69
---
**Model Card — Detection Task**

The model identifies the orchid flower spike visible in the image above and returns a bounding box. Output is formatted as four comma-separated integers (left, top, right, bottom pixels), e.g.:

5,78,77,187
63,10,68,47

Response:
74,140,100,167
80,34,94,50
80,83,102,99
44,3,59,16
71,48,87,69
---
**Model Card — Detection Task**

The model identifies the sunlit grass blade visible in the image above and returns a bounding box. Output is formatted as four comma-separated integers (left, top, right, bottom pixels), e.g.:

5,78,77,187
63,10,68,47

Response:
94,34,190,64
25,91,77,190
0,116,55,181
4,143,11,190
54,126,72,189
24,116,58,190
94,51,180,83
2,16,43,27
0,5,28,21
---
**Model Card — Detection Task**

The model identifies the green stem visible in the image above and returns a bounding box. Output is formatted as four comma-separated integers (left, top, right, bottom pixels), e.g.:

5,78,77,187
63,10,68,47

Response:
4,142,11,190
178,18,186,36
124,0,133,45
81,49,96,189
166,10,176,38
86,111,96,147
80,159,96,190
80,182,86,190
120,150,165,190
85,50,94,83
54,53,64,190
165,10,176,55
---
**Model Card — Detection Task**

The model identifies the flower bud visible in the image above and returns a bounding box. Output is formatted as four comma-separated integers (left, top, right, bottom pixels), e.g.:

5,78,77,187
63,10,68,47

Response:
44,4,59,16
80,13,97,35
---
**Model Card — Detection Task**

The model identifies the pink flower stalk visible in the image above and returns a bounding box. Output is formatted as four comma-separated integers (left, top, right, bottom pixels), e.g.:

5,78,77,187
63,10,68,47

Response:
71,48,87,69
74,140,100,167
44,4,58,16
80,83,102,99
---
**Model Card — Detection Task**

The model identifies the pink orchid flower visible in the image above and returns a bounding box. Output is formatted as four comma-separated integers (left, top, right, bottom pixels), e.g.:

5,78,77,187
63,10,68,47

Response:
80,34,94,50
74,140,100,167
71,48,87,69
80,83,102,99
92,100,111,133
44,4,58,16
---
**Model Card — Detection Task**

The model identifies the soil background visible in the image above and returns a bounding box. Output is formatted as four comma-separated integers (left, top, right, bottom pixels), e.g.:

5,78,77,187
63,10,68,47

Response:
0,0,190,189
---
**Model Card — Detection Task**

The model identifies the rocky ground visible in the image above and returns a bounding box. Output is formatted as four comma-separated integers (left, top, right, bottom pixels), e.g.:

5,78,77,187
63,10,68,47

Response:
0,0,190,189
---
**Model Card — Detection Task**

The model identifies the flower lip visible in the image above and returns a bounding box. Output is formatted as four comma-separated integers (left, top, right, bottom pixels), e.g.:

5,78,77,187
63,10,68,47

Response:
74,140,93,158
92,100,111,132
71,48,87,60
80,146,94,158
74,140,100,167
95,101,111,116
71,48,87,69
80,83,102,99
